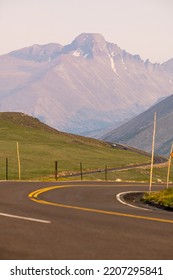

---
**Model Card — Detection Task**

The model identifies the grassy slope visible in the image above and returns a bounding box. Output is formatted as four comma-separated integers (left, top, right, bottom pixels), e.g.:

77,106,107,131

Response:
0,112,150,180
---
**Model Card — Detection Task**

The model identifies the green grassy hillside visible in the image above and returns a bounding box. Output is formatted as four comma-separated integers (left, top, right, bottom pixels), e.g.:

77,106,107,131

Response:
0,112,150,180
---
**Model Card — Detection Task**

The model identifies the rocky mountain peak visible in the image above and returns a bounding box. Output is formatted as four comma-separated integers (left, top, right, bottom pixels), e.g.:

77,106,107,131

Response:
63,33,108,58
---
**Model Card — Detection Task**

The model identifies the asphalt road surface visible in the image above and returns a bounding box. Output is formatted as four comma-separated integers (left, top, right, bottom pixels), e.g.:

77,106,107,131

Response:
0,181,172,260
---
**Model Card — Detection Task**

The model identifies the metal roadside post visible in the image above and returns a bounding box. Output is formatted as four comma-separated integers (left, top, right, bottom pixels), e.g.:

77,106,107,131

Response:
80,162,83,180
55,161,58,181
6,158,8,180
105,164,107,181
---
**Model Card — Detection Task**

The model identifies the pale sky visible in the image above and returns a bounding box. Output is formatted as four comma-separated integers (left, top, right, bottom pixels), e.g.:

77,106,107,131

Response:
0,0,173,63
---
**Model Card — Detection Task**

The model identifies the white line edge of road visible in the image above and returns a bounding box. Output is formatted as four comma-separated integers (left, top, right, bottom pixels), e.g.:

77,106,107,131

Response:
116,191,150,211
0,212,51,224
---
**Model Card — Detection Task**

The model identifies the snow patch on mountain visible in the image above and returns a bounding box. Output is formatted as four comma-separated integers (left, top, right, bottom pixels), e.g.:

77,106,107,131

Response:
108,53,120,77
72,49,81,57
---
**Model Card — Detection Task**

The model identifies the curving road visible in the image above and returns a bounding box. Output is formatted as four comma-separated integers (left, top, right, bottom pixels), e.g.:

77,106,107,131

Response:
0,181,173,260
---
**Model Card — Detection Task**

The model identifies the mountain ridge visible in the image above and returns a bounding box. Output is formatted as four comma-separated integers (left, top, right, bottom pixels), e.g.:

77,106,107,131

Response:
0,33,173,135
102,94,173,155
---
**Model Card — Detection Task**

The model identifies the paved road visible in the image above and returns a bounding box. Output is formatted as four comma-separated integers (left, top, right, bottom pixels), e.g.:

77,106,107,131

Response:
0,181,172,260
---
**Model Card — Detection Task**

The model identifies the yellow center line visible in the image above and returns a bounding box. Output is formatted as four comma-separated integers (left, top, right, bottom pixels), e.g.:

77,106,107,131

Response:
28,185,173,224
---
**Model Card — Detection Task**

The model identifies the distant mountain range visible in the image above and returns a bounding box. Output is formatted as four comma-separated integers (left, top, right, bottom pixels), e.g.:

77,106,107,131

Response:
0,33,173,135
102,94,173,156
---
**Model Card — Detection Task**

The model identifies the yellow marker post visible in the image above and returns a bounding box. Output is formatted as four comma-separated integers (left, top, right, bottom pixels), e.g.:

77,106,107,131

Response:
166,143,173,189
149,112,156,193
17,142,21,180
